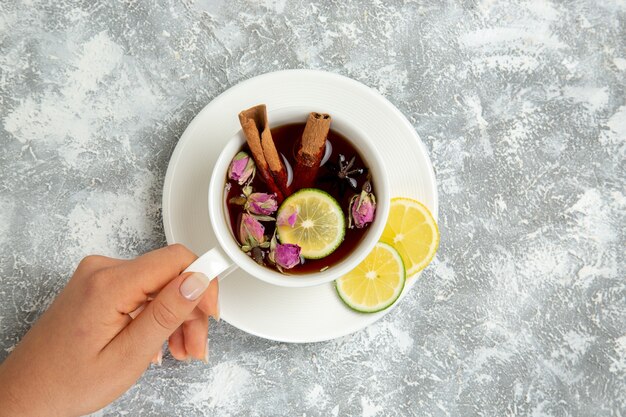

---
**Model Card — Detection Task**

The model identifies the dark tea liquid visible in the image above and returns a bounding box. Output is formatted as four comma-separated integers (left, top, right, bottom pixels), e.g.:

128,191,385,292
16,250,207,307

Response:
226,123,372,274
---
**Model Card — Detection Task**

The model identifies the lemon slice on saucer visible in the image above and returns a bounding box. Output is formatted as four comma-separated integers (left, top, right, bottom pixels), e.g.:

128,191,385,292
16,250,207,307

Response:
381,197,439,276
335,242,405,313
276,188,345,259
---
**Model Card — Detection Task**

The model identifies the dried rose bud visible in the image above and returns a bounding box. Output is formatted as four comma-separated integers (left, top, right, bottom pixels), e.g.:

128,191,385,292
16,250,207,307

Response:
276,204,299,227
246,192,278,216
273,243,301,270
239,213,266,250
349,189,376,228
228,151,256,185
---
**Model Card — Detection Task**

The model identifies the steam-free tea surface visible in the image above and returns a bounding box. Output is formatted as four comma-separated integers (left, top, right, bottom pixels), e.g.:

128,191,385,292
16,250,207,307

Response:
225,123,372,274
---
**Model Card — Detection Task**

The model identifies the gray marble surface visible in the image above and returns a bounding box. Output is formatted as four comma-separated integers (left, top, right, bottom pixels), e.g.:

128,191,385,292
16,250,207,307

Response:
1,0,625,416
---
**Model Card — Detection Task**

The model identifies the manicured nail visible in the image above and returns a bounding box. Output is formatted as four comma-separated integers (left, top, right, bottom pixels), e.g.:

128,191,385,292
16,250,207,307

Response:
213,298,220,322
150,347,163,366
180,272,210,301
203,340,209,364
129,303,146,319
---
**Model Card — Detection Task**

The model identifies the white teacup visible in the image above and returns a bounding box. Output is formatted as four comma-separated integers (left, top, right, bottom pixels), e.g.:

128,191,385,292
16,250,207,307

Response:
184,107,390,288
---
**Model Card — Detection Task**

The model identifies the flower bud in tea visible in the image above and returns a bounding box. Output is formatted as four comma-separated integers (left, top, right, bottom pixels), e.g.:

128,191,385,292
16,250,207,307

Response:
273,243,301,270
349,187,376,228
228,151,256,185
246,193,278,215
239,213,266,250
276,204,299,227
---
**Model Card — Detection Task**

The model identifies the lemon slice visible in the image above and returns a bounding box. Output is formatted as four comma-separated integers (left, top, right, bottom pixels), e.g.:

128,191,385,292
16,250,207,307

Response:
335,242,405,313
276,188,345,259
380,197,439,276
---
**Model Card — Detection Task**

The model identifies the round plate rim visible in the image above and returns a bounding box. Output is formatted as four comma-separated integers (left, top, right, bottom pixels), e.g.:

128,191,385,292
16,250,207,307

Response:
162,69,438,343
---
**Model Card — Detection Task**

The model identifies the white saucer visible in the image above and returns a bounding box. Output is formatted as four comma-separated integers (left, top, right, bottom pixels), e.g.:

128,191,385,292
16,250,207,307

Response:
162,70,438,343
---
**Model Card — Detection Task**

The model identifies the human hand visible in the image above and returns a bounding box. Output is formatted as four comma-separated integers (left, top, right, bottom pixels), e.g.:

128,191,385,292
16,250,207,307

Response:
0,244,218,417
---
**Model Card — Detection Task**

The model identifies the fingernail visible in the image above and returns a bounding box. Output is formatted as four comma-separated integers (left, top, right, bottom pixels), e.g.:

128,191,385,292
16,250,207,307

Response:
213,298,220,322
150,347,163,366
129,303,146,319
180,272,210,301
203,340,209,364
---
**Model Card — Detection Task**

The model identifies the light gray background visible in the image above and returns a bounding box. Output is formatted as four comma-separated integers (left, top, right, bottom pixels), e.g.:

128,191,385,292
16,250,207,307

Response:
1,1,625,416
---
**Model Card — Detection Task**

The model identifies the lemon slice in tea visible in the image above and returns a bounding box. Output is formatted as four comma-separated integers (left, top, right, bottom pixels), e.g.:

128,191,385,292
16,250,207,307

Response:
380,197,439,276
335,242,405,313
276,188,345,259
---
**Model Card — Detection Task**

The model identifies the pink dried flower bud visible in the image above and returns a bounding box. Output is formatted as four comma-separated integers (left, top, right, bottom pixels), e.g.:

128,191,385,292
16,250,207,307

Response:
276,204,299,227
246,193,278,215
273,243,301,270
228,151,256,185
349,190,376,228
239,213,266,249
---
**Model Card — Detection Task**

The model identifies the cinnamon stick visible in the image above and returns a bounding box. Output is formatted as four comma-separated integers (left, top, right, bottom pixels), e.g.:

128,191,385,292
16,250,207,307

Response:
292,112,331,191
238,105,288,201
260,122,290,197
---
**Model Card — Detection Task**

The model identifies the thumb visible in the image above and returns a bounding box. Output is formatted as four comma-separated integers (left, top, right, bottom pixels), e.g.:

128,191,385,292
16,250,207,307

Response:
108,272,211,362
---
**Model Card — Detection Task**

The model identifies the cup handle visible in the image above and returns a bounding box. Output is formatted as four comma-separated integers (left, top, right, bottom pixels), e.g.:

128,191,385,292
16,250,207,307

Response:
184,247,236,282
